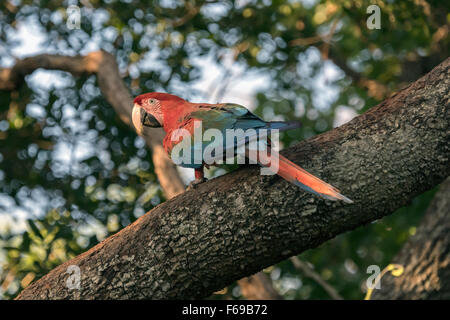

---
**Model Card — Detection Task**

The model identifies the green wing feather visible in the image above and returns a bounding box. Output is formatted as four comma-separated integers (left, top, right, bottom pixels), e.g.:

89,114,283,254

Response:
189,104,266,131
173,104,297,168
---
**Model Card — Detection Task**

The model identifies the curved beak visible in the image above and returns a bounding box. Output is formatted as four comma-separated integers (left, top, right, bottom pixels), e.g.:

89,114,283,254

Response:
132,104,143,134
132,104,161,134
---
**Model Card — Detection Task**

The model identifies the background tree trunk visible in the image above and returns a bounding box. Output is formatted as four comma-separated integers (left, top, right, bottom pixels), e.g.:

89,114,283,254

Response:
237,272,283,300
13,57,449,300
371,177,450,299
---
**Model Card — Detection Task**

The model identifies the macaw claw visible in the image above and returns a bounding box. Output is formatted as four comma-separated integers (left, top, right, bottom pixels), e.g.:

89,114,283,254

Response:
187,177,207,191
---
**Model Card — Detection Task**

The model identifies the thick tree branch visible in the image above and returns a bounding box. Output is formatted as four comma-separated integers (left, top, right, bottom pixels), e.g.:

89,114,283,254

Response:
0,51,185,199
371,177,450,299
15,58,450,299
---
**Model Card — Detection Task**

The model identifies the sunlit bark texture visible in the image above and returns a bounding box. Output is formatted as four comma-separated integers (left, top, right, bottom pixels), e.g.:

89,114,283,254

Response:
15,58,450,299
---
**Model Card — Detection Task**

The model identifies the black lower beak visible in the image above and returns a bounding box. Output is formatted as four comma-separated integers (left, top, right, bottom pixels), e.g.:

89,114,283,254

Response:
141,108,161,128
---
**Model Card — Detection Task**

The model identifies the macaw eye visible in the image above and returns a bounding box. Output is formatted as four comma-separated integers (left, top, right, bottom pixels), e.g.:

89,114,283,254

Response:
149,99,155,104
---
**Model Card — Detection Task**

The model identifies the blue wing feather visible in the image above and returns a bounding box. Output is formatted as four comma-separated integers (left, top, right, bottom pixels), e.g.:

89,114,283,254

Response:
173,103,299,168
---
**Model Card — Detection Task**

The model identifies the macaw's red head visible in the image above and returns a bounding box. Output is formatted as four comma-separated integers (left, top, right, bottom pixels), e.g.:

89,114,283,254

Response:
132,92,185,134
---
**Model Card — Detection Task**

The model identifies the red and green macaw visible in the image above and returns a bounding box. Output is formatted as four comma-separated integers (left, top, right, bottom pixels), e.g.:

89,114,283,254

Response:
132,92,353,203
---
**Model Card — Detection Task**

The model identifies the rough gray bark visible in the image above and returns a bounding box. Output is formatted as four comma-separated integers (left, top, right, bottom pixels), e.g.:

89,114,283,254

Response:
16,58,449,300
372,177,450,299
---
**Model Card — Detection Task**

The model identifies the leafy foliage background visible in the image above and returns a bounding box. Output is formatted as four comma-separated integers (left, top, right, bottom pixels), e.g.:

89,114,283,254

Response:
0,0,448,299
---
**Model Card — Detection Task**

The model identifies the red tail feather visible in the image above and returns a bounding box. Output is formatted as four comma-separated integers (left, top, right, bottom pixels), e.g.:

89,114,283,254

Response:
259,151,353,203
